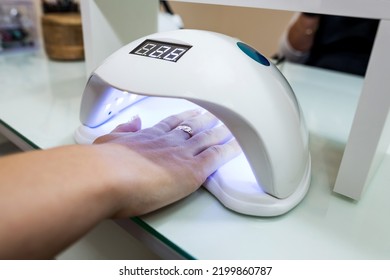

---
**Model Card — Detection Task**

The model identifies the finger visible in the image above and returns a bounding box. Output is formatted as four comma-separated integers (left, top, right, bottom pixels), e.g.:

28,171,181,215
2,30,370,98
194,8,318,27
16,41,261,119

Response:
153,109,201,133
195,139,242,176
186,125,234,155
111,115,141,133
170,111,219,139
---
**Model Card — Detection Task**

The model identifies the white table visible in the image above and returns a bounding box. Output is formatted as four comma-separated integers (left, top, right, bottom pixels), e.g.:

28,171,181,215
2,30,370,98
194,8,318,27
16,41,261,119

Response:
1,52,389,259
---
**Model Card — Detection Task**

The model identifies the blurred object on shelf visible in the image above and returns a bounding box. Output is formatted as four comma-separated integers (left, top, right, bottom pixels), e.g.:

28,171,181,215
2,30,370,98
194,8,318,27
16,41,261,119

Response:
41,13,83,60
0,0,37,53
42,0,79,13
41,1,83,60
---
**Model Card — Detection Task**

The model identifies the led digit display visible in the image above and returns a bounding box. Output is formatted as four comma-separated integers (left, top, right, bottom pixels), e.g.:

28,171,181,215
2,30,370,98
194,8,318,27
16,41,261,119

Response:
130,39,192,62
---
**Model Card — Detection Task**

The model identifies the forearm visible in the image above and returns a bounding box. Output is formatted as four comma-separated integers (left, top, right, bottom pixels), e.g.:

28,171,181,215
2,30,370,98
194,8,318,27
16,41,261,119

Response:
0,144,126,259
0,110,240,259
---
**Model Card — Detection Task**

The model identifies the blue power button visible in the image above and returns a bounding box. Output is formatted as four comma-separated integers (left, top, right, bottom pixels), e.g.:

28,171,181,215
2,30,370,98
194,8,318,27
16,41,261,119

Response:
237,42,270,66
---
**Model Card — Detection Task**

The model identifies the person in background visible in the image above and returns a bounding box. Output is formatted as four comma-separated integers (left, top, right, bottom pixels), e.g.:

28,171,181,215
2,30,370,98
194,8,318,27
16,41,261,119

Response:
0,110,241,259
278,13,379,76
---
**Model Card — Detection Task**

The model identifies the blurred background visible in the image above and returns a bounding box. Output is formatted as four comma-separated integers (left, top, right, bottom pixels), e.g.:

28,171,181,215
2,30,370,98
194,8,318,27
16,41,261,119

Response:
0,0,293,58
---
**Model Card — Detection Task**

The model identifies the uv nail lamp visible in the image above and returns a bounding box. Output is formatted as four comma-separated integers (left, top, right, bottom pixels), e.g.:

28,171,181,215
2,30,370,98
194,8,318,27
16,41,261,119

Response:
74,29,311,216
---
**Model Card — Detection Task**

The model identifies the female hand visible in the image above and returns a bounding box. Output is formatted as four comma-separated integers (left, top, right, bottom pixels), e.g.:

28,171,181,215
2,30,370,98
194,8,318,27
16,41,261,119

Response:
94,109,241,217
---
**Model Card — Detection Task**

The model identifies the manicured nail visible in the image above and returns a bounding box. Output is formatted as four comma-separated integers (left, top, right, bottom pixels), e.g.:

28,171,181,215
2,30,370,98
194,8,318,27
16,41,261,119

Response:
193,108,205,115
129,114,140,122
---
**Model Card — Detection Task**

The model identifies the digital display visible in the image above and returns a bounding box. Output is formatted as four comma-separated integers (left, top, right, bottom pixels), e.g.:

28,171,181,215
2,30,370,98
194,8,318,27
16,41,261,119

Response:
130,39,192,62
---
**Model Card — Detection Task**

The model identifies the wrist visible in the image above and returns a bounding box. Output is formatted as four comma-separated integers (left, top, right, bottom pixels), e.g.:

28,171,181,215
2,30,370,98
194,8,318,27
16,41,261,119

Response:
89,143,165,217
87,143,134,216
299,14,320,36
60,144,130,218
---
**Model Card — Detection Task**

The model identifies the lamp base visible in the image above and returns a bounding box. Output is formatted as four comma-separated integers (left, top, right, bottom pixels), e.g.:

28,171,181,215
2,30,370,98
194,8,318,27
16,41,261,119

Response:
204,154,311,216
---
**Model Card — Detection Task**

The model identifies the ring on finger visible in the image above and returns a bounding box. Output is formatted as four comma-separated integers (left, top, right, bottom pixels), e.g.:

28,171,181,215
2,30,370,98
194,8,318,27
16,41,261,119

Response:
175,124,194,138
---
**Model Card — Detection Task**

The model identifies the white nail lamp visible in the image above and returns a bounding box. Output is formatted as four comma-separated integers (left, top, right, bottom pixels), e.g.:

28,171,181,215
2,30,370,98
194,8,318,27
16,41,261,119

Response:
74,29,311,216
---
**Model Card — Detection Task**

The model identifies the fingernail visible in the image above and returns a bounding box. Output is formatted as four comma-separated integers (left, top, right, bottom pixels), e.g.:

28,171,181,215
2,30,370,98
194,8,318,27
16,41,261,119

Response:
193,108,204,115
129,114,140,122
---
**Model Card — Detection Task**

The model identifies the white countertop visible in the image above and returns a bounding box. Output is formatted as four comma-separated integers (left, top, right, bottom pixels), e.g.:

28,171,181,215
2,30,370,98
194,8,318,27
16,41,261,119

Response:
0,52,85,149
1,52,389,259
